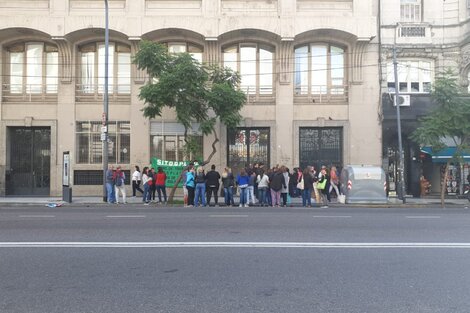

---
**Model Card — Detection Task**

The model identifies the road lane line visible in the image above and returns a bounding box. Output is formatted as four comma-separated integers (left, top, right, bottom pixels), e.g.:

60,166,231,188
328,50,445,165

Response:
106,215,146,218
209,215,249,218
2,242,470,248
19,215,56,218
406,216,441,219
313,215,352,218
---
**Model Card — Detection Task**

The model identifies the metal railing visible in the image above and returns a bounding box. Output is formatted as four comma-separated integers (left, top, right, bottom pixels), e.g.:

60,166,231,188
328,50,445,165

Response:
2,84,58,102
294,85,349,103
75,84,131,102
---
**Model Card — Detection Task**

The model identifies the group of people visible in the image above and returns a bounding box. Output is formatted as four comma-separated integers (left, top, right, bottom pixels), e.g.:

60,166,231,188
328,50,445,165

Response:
105,165,168,205
105,162,342,207
181,163,342,208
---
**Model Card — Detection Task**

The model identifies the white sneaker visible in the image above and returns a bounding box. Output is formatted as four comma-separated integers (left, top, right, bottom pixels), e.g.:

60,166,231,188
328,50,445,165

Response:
244,204,249,208
239,204,242,207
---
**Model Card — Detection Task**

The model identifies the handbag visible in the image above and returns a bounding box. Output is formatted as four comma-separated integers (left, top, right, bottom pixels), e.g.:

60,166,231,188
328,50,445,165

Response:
296,178,304,190
317,178,327,190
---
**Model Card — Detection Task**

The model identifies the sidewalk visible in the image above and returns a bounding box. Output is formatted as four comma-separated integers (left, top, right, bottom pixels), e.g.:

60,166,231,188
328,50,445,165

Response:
0,195,468,207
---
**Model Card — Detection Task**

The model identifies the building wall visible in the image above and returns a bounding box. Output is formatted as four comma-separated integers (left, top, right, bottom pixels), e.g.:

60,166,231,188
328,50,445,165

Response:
0,0,381,196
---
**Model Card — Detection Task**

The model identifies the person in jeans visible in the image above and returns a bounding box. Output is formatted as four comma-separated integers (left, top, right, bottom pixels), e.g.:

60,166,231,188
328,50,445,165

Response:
237,168,250,207
205,164,220,206
142,167,151,205
194,167,206,207
247,171,257,205
302,167,314,207
221,167,235,206
131,165,144,197
256,169,269,207
155,167,167,204
106,165,115,204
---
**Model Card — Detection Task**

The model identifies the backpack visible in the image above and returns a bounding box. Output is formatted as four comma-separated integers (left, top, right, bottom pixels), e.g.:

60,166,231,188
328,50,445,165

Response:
115,172,123,186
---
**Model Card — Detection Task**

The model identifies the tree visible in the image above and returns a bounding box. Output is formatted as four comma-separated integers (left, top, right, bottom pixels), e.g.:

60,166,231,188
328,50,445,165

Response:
411,70,470,207
133,41,246,202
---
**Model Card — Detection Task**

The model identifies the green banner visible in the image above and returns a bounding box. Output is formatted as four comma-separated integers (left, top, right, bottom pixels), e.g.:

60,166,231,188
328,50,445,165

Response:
150,158,193,187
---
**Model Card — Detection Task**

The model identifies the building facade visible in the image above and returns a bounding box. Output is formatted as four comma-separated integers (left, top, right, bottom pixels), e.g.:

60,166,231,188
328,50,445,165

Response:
380,0,470,197
0,0,381,196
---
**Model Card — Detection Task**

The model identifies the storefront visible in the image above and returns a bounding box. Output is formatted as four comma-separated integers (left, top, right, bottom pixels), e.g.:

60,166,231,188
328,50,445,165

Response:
420,147,470,196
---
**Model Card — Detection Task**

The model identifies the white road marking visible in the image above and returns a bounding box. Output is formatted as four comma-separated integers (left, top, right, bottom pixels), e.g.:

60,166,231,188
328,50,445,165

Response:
19,215,55,218
209,215,249,218
313,215,352,218
406,216,441,219
1,242,470,248
106,215,146,218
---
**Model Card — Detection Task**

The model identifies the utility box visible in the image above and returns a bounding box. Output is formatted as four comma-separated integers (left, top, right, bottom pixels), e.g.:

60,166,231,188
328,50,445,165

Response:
340,165,387,204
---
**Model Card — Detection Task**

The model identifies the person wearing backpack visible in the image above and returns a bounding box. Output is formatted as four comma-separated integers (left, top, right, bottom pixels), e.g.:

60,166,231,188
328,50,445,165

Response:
113,166,126,204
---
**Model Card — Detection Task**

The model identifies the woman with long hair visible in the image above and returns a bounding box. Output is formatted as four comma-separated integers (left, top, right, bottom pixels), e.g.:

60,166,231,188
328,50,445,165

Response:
236,168,250,207
141,167,151,205
221,167,235,206
131,165,144,197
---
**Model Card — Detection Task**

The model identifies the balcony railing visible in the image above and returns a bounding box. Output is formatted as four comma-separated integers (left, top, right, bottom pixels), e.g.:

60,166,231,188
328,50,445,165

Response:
294,85,349,103
75,84,131,102
2,84,58,102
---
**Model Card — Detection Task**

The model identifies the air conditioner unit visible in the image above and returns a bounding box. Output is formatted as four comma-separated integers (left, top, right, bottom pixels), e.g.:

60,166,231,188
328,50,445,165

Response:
392,94,411,106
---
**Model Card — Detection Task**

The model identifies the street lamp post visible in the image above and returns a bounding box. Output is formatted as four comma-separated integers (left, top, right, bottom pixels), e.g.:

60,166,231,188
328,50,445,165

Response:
102,0,109,202
392,46,406,204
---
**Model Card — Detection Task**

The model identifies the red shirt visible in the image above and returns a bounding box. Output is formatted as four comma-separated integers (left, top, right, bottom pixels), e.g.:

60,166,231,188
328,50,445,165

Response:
155,172,167,186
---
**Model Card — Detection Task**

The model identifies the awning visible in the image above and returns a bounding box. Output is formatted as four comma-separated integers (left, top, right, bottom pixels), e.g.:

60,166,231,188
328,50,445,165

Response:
421,146,470,163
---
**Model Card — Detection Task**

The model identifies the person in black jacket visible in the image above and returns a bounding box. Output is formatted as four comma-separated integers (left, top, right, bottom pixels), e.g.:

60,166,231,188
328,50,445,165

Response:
270,168,286,207
302,167,314,207
205,164,221,206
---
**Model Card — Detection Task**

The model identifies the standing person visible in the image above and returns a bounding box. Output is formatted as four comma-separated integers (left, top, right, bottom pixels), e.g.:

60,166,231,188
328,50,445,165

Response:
142,167,151,205
270,168,286,207
247,171,257,206
265,168,274,206
329,165,341,198
113,166,126,204
289,168,298,198
302,168,314,207
257,169,269,207
155,167,167,204
237,168,250,207
131,165,144,197
205,164,221,206
147,168,155,202
281,167,290,206
186,167,196,207
311,166,320,203
106,165,116,204
317,166,329,208
222,167,235,206
194,167,207,207
181,163,193,207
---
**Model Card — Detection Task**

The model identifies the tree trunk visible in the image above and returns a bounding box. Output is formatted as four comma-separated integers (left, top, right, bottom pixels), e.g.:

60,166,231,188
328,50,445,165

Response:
167,129,220,203
440,161,450,208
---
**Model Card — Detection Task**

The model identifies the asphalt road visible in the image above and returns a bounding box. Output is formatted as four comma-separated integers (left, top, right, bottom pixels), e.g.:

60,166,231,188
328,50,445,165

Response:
1,205,470,313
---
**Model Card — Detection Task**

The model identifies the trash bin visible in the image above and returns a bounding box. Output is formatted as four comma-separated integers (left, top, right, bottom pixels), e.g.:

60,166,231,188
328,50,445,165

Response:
340,165,387,204
62,186,72,203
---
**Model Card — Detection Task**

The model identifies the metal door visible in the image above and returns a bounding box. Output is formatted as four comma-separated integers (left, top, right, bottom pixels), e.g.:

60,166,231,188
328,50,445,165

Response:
6,127,51,195
227,128,270,174
299,127,343,170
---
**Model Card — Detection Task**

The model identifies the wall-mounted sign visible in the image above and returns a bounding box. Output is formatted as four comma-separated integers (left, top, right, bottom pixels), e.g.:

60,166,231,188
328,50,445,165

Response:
63,151,70,187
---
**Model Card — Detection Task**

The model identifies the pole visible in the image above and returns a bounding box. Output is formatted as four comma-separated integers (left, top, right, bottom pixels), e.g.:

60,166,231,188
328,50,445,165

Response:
392,46,406,204
102,0,109,202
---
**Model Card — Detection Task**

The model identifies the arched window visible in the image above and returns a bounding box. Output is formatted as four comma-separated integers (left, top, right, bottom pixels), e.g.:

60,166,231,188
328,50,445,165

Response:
223,43,274,95
79,42,131,95
294,43,345,97
7,42,58,95
166,42,203,63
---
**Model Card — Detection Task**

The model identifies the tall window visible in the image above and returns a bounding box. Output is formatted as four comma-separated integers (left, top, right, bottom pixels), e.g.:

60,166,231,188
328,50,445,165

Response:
223,43,274,95
79,42,131,94
401,0,421,22
167,42,203,63
76,121,130,164
387,60,432,93
150,122,203,162
8,42,58,94
294,43,345,97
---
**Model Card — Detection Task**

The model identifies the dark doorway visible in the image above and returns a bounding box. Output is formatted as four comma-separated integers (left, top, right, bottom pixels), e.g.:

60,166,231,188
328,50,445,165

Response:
6,127,51,195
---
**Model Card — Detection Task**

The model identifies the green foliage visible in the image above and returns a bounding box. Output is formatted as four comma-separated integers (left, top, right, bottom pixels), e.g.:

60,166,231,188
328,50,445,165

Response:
411,70,470,156
133,41,247,148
